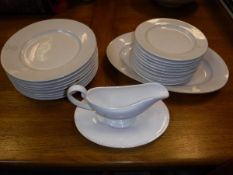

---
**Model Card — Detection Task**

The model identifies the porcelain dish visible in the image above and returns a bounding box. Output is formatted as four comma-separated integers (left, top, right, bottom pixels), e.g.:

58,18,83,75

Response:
1,19,99,100
135,18,208,61
1,19,96,81
106,32,229,94
74,100,170,148
129,18,208,85
67,83,169,128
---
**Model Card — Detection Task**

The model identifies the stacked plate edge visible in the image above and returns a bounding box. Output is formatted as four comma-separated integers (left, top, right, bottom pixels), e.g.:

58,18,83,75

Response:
130,18,208,85
1,19,98,100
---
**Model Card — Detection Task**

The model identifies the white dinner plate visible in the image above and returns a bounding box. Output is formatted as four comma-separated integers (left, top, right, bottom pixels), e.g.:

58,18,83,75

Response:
74,100,169,148
1,19,96,81
8,54,98,90
131,58,192,85
135,18,208,61
8,48,98,86
133,41,201,66
106,32,229,94
13,65,98,100
132,52,197,78
133,45,201,69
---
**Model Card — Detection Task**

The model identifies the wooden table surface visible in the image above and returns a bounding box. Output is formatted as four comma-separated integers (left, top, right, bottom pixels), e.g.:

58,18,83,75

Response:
0,0,233,171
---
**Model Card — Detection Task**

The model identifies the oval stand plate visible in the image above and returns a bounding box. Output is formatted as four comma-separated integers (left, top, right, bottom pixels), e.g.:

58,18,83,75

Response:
107,32,229,94
74,101,169,148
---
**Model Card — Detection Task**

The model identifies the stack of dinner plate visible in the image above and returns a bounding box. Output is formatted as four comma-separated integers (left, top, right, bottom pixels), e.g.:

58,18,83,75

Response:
1,19,98,100
130,18,208,85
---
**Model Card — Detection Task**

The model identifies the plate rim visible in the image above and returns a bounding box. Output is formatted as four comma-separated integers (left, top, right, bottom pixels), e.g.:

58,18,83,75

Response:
106,32,229,94
1,19,96,81
74,100,170,148
135,18,208,61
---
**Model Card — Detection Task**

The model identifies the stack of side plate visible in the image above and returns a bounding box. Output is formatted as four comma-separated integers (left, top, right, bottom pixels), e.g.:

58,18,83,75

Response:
1,19,98,100
130,18,208,85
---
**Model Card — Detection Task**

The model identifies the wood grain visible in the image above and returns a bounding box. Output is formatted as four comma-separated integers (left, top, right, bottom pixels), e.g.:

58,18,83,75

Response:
0,0,233,170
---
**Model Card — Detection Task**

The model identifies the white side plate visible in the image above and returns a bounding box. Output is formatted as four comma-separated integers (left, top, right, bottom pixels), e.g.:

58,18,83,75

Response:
107,32,229,94
135,18,208,61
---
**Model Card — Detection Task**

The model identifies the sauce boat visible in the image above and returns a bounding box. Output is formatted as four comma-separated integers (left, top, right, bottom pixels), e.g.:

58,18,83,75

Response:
67,83,169,128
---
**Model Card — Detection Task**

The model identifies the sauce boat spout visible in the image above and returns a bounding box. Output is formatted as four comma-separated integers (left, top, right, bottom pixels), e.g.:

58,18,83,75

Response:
67,83,169,120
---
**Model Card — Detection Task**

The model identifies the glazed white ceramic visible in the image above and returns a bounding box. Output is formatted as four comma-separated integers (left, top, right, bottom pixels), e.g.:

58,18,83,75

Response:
1,19,99,100
9,48,98,85
106,32,229,94
74,100,169,148
67,83,169,128
6,50,98,100
1,19,96,81
135,18,208,61
133,45,201,68
8,54,98,90
129,18,208,85
11,64,98,100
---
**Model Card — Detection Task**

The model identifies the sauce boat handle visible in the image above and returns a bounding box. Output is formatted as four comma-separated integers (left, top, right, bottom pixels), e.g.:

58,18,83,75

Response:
67,85,92,110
